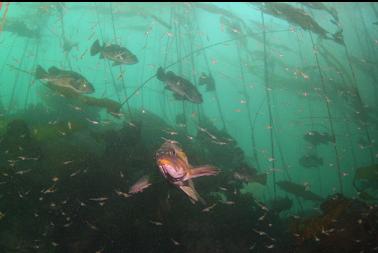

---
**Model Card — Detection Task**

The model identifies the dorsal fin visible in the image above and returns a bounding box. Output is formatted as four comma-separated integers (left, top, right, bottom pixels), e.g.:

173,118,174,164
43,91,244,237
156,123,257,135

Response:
48,66,62,75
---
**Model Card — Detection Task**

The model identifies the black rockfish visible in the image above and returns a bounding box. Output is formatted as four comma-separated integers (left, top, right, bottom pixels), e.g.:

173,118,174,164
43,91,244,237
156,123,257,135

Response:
35,65,94,94
90,39,138,66
157,67,203,104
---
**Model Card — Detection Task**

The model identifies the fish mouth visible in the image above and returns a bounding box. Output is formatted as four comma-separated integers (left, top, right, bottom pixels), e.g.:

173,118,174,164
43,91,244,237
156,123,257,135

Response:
156,158,171,166
128,56,138,64
194,98,203,103
85,88,95,94
77,88,95,94
155,152,173,162
188,95,203,104
82,84,96,94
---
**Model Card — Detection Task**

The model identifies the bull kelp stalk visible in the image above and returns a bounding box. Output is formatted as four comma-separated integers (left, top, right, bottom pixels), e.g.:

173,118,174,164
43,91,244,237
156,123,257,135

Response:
235,45,262,172
272,121,304,213
192,10,226,131
261,11,276,200
138,37,147,111
343,49,375,164
338,72,359,173
0,36,16,89
109,3,133,118
337,72,361,195
58,4,72,71
230,13,263,170
8,39,30,113
255,87,305,210
356,4,378,63
94,3,134,119
24,43,40,108
295,30,323,196
109,3,128,98
308,32,343,194
354,7,378,109
0,2,10,36
344,4,376,163
324,3,376,165
371,2,378,18
160,8,174,120
94,4,121,101
198,48,226,130
357,4,378,116
187,10,203,125
173,6,188,132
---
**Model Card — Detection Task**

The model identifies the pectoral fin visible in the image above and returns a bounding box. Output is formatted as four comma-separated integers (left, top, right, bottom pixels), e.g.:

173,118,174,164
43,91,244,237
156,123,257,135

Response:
184,165,219,181
173,93,186,100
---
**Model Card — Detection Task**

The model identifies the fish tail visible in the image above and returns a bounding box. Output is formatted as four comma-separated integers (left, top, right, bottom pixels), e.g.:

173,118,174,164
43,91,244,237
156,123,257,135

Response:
187,165,219,180
90,39,102,56
331,29,344,45
255,173,267,186
35,65,47,79
179,181,206,205
156,67,166,81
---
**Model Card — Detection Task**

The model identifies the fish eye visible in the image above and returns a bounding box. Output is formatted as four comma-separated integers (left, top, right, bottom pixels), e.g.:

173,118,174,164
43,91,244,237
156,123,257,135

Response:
80,80,88,88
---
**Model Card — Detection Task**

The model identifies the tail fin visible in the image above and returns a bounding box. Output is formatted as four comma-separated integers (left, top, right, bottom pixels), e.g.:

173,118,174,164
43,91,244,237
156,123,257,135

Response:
328,7,339,22
179,180,206,205
156,67,166,81
332,29,344,45
186,165,219,181
35,65,47,79
90,39,102,56
255,172,267,186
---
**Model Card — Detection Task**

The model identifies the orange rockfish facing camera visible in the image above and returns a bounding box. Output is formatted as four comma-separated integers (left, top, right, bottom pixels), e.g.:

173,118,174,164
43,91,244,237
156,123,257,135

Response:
155,140,219,204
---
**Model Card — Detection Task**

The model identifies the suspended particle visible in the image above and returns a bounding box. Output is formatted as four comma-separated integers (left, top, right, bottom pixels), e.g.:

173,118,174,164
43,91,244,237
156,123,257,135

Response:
265,244,274,249
202,203,217,212
268,157,275,162
150,220,163,226
171,238,180,246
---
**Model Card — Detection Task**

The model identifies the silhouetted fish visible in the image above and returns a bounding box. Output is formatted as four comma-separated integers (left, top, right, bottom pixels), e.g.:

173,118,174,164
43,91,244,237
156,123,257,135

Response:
90,39,138,66
35,65,94,94
157,67,203,104
276,180,324,202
